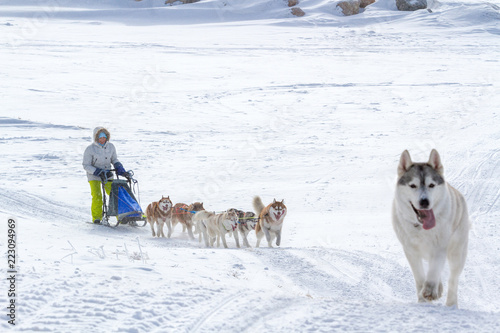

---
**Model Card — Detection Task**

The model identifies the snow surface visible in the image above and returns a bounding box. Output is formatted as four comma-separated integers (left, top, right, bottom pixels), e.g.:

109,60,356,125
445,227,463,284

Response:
1,0,499,331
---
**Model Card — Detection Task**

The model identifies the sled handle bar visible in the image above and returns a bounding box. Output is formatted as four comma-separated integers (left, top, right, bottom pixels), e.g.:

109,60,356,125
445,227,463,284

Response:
100,169,136,183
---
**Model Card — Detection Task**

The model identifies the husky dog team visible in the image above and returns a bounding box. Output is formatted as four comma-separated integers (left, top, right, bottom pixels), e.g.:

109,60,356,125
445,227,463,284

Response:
144,149,470,308
147,196,286,249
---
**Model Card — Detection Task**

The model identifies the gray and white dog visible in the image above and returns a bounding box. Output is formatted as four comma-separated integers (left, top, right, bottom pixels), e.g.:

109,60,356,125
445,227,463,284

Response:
235,210,258,248
392,149,470,308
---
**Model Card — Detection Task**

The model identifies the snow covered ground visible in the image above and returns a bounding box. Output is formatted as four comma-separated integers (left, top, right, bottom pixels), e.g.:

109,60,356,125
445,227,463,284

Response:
1,0,499,331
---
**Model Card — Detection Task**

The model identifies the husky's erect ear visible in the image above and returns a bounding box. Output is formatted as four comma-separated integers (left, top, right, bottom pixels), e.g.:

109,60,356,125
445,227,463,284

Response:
428,149,444,176
397,150,413,178
273,198,277,203
281,199,285,204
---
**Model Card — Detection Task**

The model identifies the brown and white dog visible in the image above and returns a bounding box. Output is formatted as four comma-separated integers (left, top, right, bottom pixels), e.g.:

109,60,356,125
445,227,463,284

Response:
197,209,240,248
171,202,204,239
253,197,287,248
146,196,173,238
235,210,258,248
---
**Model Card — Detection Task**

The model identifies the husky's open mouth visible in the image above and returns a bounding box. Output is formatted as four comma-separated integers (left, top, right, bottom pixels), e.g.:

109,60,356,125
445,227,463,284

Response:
410,203,436,230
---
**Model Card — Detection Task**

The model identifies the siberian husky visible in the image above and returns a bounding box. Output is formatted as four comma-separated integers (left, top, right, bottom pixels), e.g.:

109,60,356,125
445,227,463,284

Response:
235,210,258,248
192,210,215,247
171,202,204,239
392,149,470,307
146,196,173,238
205,209,240,248
253,197,287,248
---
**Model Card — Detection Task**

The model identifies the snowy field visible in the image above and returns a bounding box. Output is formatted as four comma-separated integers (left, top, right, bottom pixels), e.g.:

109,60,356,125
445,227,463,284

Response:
1,0,499,331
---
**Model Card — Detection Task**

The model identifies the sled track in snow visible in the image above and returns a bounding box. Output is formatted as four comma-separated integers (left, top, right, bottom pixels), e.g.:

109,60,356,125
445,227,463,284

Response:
450,148,500,220
188,291,245,333
469,149,500,218
0,188,85,221
186,284,297,333
252,247,414,301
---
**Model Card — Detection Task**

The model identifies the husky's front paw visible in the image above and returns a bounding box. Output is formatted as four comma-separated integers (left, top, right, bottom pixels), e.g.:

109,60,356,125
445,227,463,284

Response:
421,281,443,301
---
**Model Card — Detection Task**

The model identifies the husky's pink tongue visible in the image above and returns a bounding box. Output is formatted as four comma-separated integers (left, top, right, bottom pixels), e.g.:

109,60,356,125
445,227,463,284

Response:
418,209,436,230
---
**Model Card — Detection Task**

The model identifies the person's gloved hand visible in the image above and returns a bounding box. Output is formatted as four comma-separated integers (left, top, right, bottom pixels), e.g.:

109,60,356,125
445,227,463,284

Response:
114,162,126,176
99,172,107,182
93,168,104,177
99,171,113,182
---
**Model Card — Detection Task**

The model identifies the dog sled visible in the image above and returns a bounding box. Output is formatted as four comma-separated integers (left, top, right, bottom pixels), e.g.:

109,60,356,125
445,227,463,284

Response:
99,170,147,228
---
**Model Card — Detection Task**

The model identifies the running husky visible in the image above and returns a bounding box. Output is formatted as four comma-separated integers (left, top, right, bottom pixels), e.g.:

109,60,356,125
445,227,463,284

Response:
194,209,240,248
392,149,470,308
146,196,173,238
171,202,204,239
235,210,258,248
192,210,214,247
211,209,240,248
253,197,287,248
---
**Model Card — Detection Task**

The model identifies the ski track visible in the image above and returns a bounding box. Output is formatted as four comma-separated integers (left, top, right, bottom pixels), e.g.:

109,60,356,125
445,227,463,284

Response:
187,291,247,333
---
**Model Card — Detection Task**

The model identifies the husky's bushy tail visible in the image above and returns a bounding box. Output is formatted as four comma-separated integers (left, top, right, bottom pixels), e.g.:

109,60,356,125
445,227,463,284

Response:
253,196,265,215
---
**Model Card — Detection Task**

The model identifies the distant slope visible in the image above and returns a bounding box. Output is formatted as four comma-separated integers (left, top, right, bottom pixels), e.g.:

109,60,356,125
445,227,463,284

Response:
0,0,499,28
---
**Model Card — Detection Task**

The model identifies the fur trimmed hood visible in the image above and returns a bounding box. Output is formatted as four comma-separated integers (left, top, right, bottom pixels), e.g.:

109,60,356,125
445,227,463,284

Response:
93,127,111,144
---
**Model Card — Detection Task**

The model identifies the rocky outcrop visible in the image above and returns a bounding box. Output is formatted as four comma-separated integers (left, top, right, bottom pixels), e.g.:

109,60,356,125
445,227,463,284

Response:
336,0,360,16
360,0,375,8
287,0,305,17
291,7,306,17
396,0,427,11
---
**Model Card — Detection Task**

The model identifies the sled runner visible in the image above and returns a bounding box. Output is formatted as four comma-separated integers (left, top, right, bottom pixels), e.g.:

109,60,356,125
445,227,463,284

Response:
100,171,147,228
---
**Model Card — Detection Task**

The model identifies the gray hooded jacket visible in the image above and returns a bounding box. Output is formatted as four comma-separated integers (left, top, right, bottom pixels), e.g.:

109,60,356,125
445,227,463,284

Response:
82,127,120,181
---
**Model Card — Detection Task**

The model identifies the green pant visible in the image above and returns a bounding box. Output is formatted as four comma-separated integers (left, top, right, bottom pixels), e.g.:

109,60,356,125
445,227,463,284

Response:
89,180,112,221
